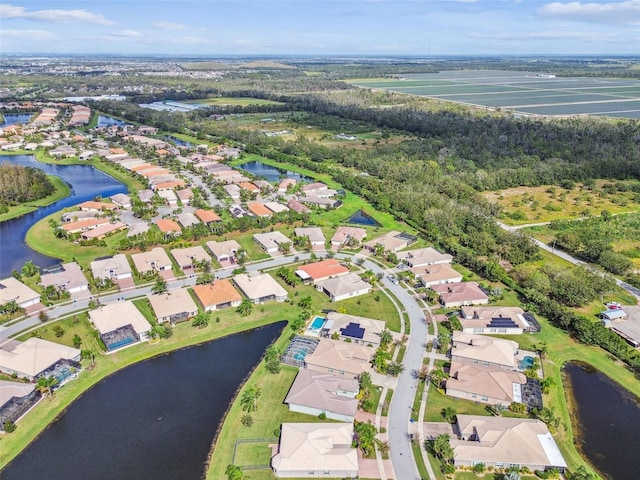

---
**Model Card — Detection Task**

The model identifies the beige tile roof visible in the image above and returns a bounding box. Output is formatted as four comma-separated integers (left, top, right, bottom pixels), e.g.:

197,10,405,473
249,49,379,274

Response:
81,222,126,239
40,262,88,291
0,277,40,306
305,338,375,376
90,254,132,280
131,247,172,274
0,379,35,404
447,361,526,403
192,280,242,308
89,301,152,336
319,272,371,299
0,338,80,378
411,263,462,284
331,226,367,245
272,423,358,475
459,306,528,331
294,227,325,244
285,370,359,417
396,247,453,267
431,282,489,305
362,230,408,252
453,415,567,468
206,240,241,261
170,246,211,269
233,273,287,301
148,288,198,320
451,332,519,368
253,231,292,251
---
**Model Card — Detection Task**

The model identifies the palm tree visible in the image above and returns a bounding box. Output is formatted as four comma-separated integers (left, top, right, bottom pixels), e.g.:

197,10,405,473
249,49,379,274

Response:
21,260,39,277
297,295,312,311
236,298,253,317
380,329,393,348
240,385,261,412
151,278,167,294
192,311,209,329
36,375,58,400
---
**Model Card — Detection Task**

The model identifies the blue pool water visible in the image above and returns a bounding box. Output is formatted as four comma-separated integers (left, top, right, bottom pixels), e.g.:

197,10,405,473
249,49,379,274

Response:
519,356,535,370
293,351,308,361
310,317,325,330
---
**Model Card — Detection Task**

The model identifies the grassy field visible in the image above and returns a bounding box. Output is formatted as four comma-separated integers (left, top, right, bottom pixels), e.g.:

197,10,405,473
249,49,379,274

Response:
484,180,640,225
0,174,70,222
188,97,284,106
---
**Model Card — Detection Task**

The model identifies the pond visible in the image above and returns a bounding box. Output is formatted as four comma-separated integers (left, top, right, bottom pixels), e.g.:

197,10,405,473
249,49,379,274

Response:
164,135,193,148
345,209,381,226
0,155,126,277
96,115,126,128
564,362,640,480
1,321,285,480
237,160,312,183
0,113,34,128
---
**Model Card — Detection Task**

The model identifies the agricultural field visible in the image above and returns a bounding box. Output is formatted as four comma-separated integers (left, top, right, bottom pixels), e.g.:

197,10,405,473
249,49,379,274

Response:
350,70,640,119
484,180,640,225
187,97,284,106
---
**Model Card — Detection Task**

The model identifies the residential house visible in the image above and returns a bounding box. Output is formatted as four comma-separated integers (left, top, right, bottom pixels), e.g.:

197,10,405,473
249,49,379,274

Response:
39,262,89,295
155,219,182,237
138,189,155,204
90,254,132,281
60,210,96,223
177,212,200,228
233,273,288,304
157,190,178,207
330,226,367,248
170,246,211,272
264,202,289,214
322,312,386,347
459,306,531,335
304,338,375,377
287,199,311,214
271,423,358,478
452,415,567,471
294,227,325,247
412,263,462,288
80,222,126,240
148,289,198,325
0,338,80,381
60,218,111,235
284,370,359,422
88,301,152,351
176,188,193,205
446,361,527,406
396,247,453,268
195,209,222,225
300,195,342,209
248,202,273,217
76,201,117,212
237,181,259,193
451,332,519,371
110,193,132,209
192,279,243,311
224,184,241,200
362,230,410,254
295,259,350,285
0,380,38,430
0,277,40,309
206,240,242,264
602,305,640,348
229,204,249,218
431,282,489,308
131,247,172,275
127,223,149,238
318,272,371,302
254,231,293,254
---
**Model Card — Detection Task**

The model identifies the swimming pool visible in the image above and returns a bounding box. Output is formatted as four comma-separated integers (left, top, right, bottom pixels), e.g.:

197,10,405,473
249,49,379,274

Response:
519,356,535,370
310,317,325,330
293,351,308,361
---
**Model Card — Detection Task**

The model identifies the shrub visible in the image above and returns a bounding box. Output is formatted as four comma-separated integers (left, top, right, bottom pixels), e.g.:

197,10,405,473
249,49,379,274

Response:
3,419,17,433
318,412,326,420
240,414,253,427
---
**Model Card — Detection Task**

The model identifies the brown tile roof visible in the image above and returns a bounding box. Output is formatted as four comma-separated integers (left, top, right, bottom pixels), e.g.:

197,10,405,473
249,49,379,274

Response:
61,217,109,232
195,209,221,223
77,201,117,210
192,279,242,307
237,181,259,192
247,202,272,217
155,219,181,233
296,259,349,282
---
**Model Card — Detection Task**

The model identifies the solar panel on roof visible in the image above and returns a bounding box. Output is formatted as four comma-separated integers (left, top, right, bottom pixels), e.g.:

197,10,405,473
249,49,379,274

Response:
340,322,365,339
487,317,519,328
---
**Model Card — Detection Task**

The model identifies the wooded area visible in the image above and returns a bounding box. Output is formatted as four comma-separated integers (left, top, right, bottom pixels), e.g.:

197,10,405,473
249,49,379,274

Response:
0,163,54,205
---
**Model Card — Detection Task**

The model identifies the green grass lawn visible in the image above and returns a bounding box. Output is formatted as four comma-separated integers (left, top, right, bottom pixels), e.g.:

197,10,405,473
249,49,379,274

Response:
17,314,102,352
0,175,70,222
234,442,274,467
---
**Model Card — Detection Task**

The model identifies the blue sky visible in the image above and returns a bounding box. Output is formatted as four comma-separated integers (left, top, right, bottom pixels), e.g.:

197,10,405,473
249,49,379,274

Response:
1,1,639,56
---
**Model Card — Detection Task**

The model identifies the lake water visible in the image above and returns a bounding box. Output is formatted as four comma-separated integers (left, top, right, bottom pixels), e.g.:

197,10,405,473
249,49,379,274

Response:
96,115,126,128
346,209,381,226
0,113,34,128
0,155,126,277
164,135,193,147
237,160,312,183
564,362,640,480
1,322,285,480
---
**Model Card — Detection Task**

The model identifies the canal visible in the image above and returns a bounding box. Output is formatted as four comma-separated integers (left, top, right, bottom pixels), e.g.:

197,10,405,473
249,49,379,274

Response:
1,321,285,480
564,362,640,480
0,154,126,277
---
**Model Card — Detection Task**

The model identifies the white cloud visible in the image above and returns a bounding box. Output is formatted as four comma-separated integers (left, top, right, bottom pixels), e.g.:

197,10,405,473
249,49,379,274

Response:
469,30,619,40
539,0,640,24
109,30,143,38
1,29,55,40
176,36,209,44
151,21,187,30
0,4,116,25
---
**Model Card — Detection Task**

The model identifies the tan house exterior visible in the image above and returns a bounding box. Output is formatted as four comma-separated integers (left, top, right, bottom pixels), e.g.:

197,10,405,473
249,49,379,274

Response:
452,415,567,471
206,240,242,263
254,231,293,254
451,332,519,371
233,273,288,304
446,361,527,406
304,338,375,378
459,306,530,335
431,282,489,308
0,338,80,381
131,247,172,275
294,227,325,246
39,262,89,295
330,226,367,248
90,254,132,281
272,423,359,478
323,312,386,347
362,230,409,253
412,263,462,287
88,301,152,347
170,246,211,272
318,272,371,302
396,247,453,268
0,277,41,309
148,289,198,324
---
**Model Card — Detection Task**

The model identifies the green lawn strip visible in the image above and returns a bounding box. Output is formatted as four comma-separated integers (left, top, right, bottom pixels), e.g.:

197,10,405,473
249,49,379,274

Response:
455,474,538,480
16,314,102,352
0,307,288,469
396,345,407,363
362,385,383,414
381,388,393,416
412,379,426,421
233,442,274,467
426,450,447,480
0,174,70,222
379,287,405,333
412,440,432,480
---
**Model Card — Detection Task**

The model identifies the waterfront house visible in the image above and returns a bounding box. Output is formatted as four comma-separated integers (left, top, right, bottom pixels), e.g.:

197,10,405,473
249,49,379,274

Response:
446,361,527,406
192,279,242,311
272,423,359,478
0,338,80,381
233,272,288,304
88,301,152,351
110,193,132,209
0,380,38,430
148,289,198,325
77,201,117,212
304,338,375,377
278,178,296,193
39,262,89,295
451,332,519,371
284,370,359,422
80,222,126,240
60,218,111,235
0,277,41,309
